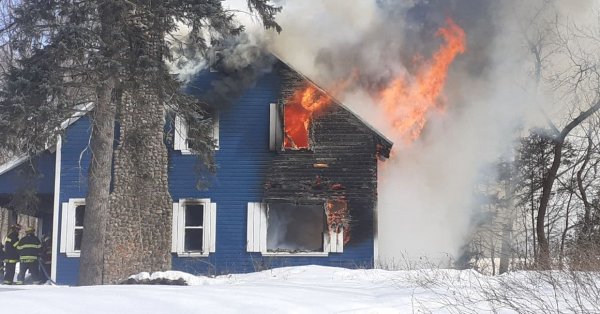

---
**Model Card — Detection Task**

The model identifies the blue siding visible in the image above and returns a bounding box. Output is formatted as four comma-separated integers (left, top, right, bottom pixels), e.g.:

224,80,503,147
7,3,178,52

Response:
53,69,374,285
171,69,374,275
56,116,91,285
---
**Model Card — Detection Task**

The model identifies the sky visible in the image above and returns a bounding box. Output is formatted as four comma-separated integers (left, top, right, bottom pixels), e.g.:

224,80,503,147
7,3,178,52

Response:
202,0,600,265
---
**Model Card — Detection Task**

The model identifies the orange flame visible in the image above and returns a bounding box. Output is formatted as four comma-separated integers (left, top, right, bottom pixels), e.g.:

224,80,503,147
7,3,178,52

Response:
283,73,357,149
283,85,331,149
379,18,466,142
283,19,466,148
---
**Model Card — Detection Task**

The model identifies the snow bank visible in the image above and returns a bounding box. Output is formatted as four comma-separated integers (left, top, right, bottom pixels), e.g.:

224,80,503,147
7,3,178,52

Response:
1,265,598,313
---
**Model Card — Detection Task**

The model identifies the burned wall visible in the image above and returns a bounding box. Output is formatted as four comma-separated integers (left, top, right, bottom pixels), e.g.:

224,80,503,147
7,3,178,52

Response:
264,64,387,245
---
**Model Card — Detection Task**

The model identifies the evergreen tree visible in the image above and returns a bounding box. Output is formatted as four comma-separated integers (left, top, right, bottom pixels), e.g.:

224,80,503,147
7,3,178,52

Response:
0,0,280,285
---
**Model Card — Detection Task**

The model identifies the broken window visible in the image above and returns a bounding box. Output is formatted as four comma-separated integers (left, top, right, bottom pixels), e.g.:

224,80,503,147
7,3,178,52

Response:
282,85,331,150
172,199,217,256
266,203,325,252
246,201,344,254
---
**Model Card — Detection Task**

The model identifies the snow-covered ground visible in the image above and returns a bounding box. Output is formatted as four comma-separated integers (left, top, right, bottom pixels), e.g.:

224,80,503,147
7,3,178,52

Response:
1,265,598,313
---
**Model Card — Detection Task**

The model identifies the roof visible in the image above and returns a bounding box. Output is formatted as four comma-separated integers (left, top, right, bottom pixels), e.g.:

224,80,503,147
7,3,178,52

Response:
272,54,393,158
0,54,394,174
0,102,93,176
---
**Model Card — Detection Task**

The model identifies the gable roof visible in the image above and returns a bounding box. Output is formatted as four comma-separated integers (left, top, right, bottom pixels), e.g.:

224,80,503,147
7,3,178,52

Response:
0,102,93,176
0,54,394,175
272,55,393,158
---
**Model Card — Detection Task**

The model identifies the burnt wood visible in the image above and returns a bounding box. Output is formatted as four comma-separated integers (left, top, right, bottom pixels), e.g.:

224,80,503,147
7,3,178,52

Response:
264,64,391,244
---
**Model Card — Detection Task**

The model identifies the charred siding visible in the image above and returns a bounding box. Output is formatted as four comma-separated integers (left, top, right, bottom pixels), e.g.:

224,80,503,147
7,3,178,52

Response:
265,65,381,244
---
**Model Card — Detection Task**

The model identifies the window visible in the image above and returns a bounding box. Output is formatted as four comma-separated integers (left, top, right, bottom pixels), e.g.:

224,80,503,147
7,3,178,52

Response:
280,85,329,150
174,113,219,154
60,198,85,257
246,202,344,255
172,199,216,256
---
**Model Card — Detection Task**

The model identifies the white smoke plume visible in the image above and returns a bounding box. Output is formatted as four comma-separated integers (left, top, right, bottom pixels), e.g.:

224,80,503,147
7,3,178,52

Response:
191,0,600,266
252,0,599,265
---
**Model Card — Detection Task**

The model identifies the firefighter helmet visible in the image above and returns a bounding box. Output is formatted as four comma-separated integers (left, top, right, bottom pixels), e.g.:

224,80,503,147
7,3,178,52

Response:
10,223,22,231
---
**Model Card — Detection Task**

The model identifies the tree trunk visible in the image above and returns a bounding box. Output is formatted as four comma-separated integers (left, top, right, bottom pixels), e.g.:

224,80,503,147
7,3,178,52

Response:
535,101,600,270
78,1,120,285
559,192,573,269
499,167,514,275
577,136,593,238
103,87,172,284
102,10,173,284
536,140,563,269
78,78,116,285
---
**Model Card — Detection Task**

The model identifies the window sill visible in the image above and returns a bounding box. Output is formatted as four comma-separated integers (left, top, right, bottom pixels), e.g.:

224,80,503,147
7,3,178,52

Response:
175,252,210,258
178,149,193,155
66,252,81,258
261,252,329,257
177,147,219,155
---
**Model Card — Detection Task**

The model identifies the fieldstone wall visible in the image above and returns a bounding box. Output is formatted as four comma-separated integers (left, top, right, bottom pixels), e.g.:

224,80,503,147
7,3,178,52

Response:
103,88,172,284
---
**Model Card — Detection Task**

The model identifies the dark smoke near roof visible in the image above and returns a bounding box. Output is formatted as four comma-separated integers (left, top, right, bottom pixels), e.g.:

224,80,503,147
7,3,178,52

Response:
170,0,599,265
199,34,276,108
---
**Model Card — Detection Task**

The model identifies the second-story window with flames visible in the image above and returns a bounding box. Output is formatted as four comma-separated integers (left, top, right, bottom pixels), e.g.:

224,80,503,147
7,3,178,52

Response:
283,84,331,150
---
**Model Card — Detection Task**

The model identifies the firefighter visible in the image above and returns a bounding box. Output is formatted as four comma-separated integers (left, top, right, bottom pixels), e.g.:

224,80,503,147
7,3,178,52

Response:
0,242,4,281
16,226,41,285
3,224,21,285
40,234,52,280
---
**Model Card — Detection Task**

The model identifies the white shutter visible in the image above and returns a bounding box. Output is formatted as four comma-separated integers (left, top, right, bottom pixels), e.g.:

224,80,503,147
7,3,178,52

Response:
65,202,75,253
269,103,282,151
171,202,179,253
177,199,186,253
60,202,68,253
247,202,267,252
203,202,217,253
247,202,255,251
209,202,217,252
327,227,344,253
212,113,220,149
174,115,188,151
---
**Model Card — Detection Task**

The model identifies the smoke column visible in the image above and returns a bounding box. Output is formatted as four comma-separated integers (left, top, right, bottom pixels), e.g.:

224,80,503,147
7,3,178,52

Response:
214,0,599,266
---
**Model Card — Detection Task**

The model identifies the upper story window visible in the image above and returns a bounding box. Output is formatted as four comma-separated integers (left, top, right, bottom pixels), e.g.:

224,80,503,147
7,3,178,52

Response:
60,198,85,257
174,113,219,154
279,85,331,150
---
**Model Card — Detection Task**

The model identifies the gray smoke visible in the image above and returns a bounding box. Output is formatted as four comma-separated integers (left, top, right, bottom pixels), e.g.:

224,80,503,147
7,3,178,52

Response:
200,34,275,108
173,0,599,266
251,0,599,265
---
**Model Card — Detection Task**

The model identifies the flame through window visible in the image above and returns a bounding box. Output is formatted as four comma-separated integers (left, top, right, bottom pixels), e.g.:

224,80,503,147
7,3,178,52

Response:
283,85,331,149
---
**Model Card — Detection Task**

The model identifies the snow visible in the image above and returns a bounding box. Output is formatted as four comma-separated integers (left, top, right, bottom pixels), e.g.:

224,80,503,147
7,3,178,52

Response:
1,265,598,313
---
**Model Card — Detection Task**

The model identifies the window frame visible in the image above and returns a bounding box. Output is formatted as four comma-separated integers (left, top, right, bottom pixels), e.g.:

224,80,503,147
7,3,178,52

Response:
172,198,217,257
60,198,85,257
174,113,219,155
246,202,343,256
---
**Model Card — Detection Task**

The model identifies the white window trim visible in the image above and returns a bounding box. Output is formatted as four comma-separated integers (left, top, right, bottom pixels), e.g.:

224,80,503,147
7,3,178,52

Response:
174,114,219,155
261,252,330,257
60,198,85,258
172,198,216,257
246,202,343,256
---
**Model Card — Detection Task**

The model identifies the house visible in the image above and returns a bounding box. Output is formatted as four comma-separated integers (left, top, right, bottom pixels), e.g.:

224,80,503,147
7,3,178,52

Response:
0,60,392,285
